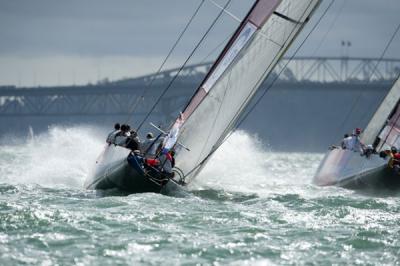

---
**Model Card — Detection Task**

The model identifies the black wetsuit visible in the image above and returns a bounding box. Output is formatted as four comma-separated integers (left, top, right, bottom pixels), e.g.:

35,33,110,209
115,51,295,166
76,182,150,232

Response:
126,137,140,150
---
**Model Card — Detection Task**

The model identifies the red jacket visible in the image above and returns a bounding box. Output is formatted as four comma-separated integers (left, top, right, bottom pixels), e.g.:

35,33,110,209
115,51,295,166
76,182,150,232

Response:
393,153,400,165
145,158,159,167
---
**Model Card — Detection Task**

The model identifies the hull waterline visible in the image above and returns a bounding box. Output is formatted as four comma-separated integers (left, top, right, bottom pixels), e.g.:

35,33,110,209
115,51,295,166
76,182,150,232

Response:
313,148,400,191
85,145,182,194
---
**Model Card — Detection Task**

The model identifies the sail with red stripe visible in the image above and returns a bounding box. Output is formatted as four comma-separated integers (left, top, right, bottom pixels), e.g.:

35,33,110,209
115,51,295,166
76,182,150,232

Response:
171,0,321,180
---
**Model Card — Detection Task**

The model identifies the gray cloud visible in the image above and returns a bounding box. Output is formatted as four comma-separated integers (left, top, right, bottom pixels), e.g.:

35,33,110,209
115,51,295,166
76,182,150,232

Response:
0,0,399,87
292,0,400,59
0,0,399,58
0,0,253,57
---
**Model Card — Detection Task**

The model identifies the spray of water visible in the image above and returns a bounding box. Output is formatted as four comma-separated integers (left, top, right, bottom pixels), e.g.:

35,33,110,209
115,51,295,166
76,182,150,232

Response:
0,125,105,188
191,130,324,196
0,126,326,196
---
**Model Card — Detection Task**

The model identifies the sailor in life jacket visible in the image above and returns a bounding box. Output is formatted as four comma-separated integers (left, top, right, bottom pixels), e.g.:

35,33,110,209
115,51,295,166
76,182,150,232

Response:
114,124,129,146
158,150,175,178
388,146,400,171
341,134,350,149
106,123,120,144
346,128,365,153
125,129,141,151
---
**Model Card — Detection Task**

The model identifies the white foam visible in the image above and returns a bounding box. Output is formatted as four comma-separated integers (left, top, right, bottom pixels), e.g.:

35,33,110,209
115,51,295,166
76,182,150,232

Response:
190,130,325,196
0,125,105,188
0,126,326,195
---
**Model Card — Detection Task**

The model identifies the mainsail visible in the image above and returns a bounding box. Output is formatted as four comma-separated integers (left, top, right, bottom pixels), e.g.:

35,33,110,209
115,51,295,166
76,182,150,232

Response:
361,76,400,149
171,0,321,180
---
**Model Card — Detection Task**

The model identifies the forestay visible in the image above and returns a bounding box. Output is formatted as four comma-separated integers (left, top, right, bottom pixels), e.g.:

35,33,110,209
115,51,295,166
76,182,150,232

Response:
172,0,320,180
361,76,400,149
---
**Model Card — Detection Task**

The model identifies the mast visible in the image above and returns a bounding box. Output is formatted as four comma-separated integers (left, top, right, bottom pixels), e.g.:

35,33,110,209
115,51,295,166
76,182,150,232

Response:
181,0,282,119
171,0,321,180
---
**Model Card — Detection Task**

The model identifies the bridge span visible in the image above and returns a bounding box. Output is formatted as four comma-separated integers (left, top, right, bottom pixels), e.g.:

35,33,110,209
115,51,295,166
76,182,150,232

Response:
0,56,399,117
1,56,399,151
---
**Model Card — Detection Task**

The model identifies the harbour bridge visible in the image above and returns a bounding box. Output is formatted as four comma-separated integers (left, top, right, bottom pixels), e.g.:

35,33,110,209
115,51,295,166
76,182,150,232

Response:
1,56,399,118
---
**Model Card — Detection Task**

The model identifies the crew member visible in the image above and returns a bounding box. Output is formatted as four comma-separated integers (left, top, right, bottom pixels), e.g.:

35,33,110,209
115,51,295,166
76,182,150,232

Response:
158,150,175,178
126,130,141,150
341,133,350,149
114,124,128,146
142,132,157,156
106,123,120,144
347,128,365,153
388,146,400,171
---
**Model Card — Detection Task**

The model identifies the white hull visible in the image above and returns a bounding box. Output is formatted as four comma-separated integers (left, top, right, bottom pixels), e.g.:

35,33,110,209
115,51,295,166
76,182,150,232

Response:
313,148,400,190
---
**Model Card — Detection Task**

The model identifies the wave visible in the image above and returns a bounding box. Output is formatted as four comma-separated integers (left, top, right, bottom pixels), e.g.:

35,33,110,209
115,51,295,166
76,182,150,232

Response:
190,130,325,196
0,126,326,196
0,125,105,188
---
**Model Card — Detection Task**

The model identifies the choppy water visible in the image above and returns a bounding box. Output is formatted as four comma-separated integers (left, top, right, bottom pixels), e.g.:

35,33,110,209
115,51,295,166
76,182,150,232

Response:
0,126,399,265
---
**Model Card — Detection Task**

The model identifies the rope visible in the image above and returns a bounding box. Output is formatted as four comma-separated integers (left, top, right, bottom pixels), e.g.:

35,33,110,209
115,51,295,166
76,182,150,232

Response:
199,33,234,64
312,0,346,56
228,1,333,137
124,0,206,125
136,0,233,132
206,0,241,22
333,20,400,142
194,63,234,169
182,0,334,179
379,107,400,151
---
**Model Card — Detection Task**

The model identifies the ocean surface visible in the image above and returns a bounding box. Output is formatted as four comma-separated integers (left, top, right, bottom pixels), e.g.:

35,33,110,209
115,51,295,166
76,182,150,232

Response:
0,126,399,265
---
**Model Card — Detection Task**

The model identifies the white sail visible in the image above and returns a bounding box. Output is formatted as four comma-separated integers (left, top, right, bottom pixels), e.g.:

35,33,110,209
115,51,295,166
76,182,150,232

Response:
361,76,400,146
170,0,320,180
376,97,400,150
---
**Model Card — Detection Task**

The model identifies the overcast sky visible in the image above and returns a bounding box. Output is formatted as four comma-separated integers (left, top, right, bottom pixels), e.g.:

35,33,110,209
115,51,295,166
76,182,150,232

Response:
0,0,399,87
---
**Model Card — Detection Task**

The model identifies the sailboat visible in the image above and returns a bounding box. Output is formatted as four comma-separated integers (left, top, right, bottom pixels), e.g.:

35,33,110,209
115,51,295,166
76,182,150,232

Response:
84,0,321,194
313,76,400,190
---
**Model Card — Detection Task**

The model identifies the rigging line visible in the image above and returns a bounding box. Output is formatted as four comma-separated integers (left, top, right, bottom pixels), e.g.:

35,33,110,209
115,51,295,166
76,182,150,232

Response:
178,0,262,120
220,0,325,146
226,1,324,129
257,8,312,49
379,104,400,151
333,20,400,142
369,22,400,82
207,0,241,23
363,71,400,149
136,0,233,132
374,72,400,151
180,0,238,66
123,0,206,125
194,62,234,170
357,32,400,127
183,0,333,179
199,33,233,64
312,0,346,56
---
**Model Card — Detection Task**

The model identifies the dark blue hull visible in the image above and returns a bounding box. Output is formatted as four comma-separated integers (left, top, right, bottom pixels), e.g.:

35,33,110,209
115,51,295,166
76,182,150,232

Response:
85,147,181,194
338,165,400,191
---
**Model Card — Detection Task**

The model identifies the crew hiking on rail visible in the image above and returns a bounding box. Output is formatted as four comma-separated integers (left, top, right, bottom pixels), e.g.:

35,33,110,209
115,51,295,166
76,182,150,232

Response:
106,123,175,179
